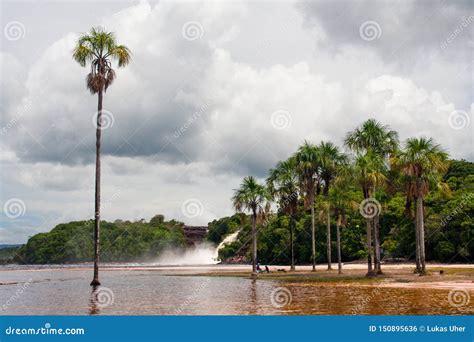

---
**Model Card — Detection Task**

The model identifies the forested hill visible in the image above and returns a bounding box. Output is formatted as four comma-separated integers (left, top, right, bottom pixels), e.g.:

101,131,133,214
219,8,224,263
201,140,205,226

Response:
15,215,186,264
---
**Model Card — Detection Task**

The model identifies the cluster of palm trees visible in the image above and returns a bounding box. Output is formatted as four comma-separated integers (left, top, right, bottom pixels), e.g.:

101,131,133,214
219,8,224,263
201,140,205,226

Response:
233,120,449,276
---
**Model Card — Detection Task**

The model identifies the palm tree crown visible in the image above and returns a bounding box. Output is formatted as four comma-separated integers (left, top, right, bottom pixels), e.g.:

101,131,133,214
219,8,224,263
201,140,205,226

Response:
318,141,347,195
295,141,320,206
393,137,449,198
267,157,299,216
232,176,269,214
73,27,131,94
344,118,399,156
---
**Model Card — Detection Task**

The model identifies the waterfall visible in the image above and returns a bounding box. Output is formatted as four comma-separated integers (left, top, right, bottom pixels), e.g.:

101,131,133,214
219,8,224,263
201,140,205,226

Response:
152,231,240,265
214,231,240,262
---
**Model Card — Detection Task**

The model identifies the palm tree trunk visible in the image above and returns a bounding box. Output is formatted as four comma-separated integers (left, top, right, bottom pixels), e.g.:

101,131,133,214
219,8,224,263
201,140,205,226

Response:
91,89,103,286
416,196,426,274
374,214,382,274
336,220,342,274
414,197,421,273
252,211,257,274
290,216,295,271
311,203,316,271
366,217,373,275
326,208,332,270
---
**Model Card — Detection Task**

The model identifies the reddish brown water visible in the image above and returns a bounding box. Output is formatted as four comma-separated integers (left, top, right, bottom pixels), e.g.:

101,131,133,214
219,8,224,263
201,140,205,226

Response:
0,266,472,315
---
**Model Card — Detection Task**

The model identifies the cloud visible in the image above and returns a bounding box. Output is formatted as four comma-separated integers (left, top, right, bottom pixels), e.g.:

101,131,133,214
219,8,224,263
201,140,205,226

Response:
1,0,472,243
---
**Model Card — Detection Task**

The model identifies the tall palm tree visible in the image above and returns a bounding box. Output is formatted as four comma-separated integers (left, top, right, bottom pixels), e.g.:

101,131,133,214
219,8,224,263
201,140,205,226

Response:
73,27,131,286
267,157,299,271
351,152,386,275
392,137,449,274
318,141,347,270
345,119,398,275
329,164,357,274
295,141,320,271
232,176,270,274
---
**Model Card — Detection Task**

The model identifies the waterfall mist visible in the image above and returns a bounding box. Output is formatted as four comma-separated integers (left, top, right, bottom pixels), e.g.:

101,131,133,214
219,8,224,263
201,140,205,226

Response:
152,231,240,266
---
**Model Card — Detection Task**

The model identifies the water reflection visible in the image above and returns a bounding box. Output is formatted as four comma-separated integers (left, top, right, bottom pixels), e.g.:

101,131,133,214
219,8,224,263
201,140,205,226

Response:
0,268,471,315
88,286,100,315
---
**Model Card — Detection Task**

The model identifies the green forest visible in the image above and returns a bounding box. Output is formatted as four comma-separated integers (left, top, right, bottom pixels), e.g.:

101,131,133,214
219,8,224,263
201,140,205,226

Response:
14,216,186,264
10,119,474,269
223,119,473,275
214,158,473,265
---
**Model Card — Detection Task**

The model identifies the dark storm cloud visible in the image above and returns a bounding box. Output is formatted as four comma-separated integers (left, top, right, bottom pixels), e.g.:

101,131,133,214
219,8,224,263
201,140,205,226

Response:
298,0,473,63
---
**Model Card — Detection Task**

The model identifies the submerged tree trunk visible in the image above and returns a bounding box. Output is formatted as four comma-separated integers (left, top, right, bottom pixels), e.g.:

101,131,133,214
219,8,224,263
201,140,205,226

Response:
336,220,342,274
290,216,295,271
416,196,426,275
91,89,103,287
252,211,257,274
326,208,332,270
311,202,316,271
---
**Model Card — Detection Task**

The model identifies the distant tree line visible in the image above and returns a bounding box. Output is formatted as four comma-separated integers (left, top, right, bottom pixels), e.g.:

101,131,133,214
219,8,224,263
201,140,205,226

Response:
15,216,185,264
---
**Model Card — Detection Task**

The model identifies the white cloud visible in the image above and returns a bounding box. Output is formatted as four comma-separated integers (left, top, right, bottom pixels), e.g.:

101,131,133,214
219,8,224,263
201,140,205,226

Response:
0,0,472,243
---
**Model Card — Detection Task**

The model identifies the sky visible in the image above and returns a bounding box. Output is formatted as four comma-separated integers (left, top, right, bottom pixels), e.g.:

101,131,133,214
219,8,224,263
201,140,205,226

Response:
0,0,472,244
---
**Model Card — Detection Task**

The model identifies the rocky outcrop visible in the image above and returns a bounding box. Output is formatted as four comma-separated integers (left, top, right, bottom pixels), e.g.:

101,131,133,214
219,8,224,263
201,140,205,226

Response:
183,226,208,246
